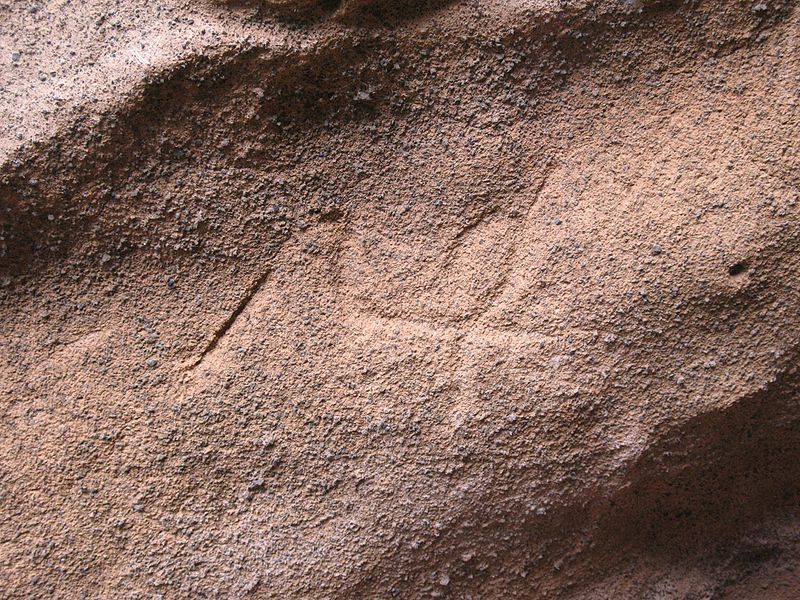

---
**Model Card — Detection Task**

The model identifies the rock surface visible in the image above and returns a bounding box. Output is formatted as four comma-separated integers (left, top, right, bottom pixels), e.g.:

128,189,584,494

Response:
2,0,800,598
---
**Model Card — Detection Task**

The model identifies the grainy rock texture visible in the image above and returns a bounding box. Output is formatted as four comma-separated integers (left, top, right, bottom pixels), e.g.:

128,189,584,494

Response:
2,0,800,598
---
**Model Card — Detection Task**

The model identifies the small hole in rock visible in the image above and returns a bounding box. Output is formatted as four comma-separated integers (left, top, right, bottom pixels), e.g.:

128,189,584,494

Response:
728,261,748,277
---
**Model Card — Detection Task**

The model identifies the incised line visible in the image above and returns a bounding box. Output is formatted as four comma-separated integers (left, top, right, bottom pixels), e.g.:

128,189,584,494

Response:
188,269,272,370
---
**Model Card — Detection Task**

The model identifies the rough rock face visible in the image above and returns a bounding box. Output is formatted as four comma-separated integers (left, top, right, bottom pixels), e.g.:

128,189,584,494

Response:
2,0,800,598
